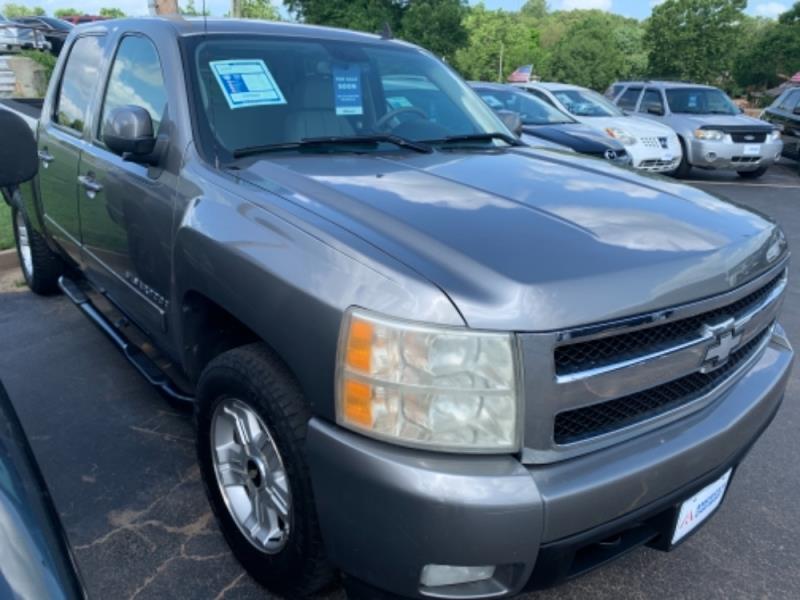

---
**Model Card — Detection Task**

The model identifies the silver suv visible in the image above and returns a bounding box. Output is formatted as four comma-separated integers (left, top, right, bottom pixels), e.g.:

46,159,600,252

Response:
609,81,782,179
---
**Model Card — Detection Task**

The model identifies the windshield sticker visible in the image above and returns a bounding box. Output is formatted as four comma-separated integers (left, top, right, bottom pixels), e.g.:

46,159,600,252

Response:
210,59,286,110
386,96,414,110
332,65,364,116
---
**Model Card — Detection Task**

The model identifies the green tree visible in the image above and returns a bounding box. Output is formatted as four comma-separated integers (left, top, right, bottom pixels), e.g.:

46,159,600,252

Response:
181,0,209,16
546,11,644,90
240,0,280,20
54,8,83,18
735,4,800,89
520,0,548,20
2,3,45,17
99,8,126,18
400,0,467,61
644,0,746,85
286,0,404,34
452,3,542,82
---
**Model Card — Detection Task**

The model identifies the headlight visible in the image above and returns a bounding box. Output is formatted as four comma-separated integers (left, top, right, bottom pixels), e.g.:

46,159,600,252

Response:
605,128,637,146
770,129,782,141
694,129,725,141
336,308,520,453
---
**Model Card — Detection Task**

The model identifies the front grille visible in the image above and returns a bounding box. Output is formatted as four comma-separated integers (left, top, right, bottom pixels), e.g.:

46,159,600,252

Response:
554,327,771,444
732,156,760,163
555,273,783,376
640,137,662,149
638,159,677,171
731,132,767,143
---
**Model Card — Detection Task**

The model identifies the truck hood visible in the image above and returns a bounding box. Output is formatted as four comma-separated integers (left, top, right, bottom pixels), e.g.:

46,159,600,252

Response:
674,113,775,130
236,147,785,331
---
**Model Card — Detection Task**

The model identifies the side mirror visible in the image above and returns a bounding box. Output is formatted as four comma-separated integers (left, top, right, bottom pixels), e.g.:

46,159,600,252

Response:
793,106,800,116
497,109,524,137
102,105,157,162
0,111,38,186
646,104,665,116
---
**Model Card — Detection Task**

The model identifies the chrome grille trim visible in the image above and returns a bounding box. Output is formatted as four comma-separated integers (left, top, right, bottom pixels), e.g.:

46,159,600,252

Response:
519,258,789,464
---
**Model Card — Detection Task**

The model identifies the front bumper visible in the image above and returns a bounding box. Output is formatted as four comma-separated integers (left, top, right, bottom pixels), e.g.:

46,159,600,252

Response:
307,325,793,599
688,138,783,170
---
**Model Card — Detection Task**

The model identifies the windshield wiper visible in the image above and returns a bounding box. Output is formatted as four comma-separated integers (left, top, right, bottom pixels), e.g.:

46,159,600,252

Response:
423,132,524,147
233,134,431,158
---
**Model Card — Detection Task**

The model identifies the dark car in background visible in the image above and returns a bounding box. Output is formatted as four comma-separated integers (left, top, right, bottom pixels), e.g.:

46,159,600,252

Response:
471,82,631,165
59,15,107,25
761,86,800,161
13,16,72,55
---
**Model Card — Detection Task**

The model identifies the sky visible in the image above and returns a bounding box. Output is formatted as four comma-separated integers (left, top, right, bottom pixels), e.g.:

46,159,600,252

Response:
9,0,796,23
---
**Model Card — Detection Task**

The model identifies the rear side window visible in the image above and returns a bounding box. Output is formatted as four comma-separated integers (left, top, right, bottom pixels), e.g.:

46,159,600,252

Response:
616,87,642,111
100,36,168,137
640,89,664,113
778,90,800,112
55,35,106,133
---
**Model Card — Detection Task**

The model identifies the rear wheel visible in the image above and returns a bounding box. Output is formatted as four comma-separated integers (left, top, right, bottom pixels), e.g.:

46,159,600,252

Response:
737,166,768,179
12,206,63,295
196,344,333,598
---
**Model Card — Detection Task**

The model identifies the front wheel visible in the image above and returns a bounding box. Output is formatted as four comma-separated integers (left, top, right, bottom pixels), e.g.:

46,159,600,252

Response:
195,344,333,598
670,138,692,178
12,206,63,295
737,166,768,179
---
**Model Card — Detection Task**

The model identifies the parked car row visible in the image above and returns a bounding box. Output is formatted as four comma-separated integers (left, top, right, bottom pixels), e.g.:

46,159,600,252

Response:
607,81,783,179
0,13,51,52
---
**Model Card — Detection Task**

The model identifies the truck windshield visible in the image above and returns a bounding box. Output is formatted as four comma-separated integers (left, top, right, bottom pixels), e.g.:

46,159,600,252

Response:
552,89,624,118
474,87,574,126
665,88,739,115
185,35,511,160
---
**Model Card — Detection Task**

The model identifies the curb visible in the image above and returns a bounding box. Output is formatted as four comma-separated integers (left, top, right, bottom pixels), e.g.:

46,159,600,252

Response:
0,248,18,272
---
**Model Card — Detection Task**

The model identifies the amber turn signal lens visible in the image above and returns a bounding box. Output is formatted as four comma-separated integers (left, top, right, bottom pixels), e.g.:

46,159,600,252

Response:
342,378,373,427
345,318,374,372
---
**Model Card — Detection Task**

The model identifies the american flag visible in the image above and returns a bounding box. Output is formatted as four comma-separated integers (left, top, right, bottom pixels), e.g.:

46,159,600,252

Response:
791,72,800,83
507,65,533,83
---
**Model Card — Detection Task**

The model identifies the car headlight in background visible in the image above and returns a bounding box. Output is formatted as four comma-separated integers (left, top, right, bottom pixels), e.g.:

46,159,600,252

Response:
336,308,520,453
770,129,782,141
605,127,637,146
694,129,725,141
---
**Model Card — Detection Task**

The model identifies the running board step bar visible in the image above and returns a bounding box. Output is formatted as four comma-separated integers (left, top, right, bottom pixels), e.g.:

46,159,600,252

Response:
58,276,195,407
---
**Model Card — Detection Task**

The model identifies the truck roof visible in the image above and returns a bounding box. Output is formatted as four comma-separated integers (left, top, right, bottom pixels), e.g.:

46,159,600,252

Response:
74,16,396,45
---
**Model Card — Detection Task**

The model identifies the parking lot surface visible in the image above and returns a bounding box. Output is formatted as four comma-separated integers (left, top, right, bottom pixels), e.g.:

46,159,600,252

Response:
1,163,799,600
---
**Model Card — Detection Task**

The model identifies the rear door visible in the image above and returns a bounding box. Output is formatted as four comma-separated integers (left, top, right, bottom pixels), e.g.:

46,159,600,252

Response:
37,34,106,263
78,34,173,336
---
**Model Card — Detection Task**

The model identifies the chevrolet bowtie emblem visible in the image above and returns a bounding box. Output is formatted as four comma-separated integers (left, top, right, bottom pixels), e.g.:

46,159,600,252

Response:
702,319,742,372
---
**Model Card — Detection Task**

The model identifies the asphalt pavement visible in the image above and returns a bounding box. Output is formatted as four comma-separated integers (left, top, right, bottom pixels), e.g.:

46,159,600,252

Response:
0,162,798,600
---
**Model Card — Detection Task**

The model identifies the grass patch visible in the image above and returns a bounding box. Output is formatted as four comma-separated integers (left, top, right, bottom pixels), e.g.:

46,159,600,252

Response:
0,203,13,251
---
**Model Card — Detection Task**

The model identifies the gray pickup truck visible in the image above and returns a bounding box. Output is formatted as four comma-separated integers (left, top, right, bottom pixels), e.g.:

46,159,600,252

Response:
1,17,794,600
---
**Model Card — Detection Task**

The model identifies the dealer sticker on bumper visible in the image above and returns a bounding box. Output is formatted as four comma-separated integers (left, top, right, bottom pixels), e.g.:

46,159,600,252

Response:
672,469,732,545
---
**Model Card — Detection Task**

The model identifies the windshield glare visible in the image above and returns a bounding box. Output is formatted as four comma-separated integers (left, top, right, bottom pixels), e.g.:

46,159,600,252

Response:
552,89,624,117
665,88,738,115
475,88,573,125
187,36,511,157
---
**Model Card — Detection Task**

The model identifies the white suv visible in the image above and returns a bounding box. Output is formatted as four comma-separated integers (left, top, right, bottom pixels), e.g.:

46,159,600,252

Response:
515,82,682,173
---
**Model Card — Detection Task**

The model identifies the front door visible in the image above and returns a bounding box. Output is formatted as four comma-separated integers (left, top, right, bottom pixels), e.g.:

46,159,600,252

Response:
37,34,107,263
78,34,173,337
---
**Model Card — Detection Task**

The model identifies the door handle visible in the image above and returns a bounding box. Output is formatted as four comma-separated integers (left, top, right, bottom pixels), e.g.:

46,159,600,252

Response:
38,149,54,167
78,174,103,199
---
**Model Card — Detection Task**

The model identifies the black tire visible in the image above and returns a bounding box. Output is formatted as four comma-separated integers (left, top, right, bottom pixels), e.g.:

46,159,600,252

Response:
195,344,334,598
671,138,692,178
737,166,768,179
12,206,63,295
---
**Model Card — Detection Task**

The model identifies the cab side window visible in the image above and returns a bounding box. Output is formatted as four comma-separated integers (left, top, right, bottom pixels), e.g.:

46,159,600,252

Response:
640,89,664,114
778,90,800,113
55,35,107,133
100,36,168,138
617,87,642,111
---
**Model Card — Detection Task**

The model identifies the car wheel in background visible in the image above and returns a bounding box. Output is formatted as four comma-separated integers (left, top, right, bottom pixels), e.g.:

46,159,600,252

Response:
12,206,63,295
737,167,768,180
195,344,334,598
671,138,692,178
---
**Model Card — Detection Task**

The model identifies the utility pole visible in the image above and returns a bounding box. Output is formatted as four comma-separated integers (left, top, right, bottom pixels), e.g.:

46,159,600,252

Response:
498,42,504,83
149,0,179,15
232,0,242,17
